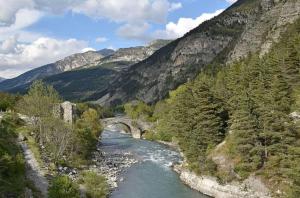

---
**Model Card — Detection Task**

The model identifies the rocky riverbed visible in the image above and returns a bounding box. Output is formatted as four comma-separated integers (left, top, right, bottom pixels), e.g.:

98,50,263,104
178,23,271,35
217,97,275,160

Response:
91,149,138,188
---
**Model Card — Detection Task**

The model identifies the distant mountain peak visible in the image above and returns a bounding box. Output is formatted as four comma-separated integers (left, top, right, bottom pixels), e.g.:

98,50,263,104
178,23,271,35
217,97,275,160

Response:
0,77,6,83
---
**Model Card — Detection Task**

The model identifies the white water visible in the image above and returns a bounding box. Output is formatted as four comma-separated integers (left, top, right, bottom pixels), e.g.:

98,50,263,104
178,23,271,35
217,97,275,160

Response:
99,128,209,198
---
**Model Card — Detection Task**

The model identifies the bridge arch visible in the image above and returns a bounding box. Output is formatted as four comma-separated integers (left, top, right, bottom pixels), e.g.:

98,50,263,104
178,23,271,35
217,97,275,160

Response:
101,117,146,139
110,122,132,134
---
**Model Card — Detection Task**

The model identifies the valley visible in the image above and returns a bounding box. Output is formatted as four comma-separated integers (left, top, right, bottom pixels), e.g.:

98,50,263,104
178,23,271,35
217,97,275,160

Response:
0,0,300,198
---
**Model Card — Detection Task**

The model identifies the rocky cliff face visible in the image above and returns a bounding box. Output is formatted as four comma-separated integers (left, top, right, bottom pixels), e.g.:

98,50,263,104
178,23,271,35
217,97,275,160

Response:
229,0,300,61
96,0,300,105
96,39,172,71
174,165,271,198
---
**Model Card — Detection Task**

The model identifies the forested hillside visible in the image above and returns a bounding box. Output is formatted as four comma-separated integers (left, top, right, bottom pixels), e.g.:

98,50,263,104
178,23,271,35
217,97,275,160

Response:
97,0,300,106
147,18,300,197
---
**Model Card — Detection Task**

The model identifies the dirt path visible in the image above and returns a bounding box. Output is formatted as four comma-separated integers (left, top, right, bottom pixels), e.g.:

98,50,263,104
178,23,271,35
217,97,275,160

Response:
19,137,49,197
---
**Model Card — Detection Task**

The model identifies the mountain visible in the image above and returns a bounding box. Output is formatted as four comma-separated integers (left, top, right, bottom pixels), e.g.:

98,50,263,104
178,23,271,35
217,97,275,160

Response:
0,77,5,83
0,40,171,93
95,0,300,105
42,40,171,101
0,49,114,91
3,40,171,101
97,39,172,71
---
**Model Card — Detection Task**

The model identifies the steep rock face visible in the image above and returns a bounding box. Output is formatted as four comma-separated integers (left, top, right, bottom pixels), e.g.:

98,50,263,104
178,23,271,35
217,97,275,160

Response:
0,49,114,91
55,50,113,71
97,0,300,105
229,0,300,61
97,40,172,71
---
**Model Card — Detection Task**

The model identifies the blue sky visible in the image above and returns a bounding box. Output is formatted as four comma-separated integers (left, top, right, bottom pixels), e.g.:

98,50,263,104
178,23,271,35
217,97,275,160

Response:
0,0,236,78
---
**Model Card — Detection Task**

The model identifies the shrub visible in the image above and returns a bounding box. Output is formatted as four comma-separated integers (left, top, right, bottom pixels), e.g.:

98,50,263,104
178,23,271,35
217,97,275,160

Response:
48,176,80,198
143,131,157,141
80,171,109,198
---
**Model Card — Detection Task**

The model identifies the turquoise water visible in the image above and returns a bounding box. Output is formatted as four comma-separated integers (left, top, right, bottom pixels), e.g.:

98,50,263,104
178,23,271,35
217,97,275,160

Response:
100,129,209,198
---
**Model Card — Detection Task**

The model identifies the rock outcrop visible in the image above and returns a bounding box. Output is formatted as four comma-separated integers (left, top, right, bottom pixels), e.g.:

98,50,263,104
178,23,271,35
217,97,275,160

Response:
174,165,271,198
98,39,172,71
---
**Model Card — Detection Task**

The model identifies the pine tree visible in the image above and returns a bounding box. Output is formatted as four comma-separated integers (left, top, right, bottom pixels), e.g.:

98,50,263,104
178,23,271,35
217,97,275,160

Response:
230,90,263,175
188,76,224,172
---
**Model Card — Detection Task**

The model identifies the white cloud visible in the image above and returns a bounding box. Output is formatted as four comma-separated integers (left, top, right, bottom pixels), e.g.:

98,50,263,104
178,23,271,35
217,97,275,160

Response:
0,0,35,25
154,9,224,39
95,37,108,43
0,35,18,54
0,37,89,78
73,0,180,24
169,2,182,11
0,0,181,53
82,47,96,52
117,23,151,41
1,0,182,27
0,0,81,25
0,8,44,43
226,0,237,4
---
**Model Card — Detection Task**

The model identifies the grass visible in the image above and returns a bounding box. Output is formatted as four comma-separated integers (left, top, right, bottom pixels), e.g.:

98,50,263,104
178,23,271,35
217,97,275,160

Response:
79,171,109,198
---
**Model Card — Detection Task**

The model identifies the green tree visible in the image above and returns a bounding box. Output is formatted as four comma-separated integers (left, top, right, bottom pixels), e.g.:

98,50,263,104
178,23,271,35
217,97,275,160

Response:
74,109,103,159
16,80,61,144
0,93,20,111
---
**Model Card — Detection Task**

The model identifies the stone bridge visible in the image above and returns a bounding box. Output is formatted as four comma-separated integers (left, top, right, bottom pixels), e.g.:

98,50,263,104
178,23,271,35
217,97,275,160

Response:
101,116,152,139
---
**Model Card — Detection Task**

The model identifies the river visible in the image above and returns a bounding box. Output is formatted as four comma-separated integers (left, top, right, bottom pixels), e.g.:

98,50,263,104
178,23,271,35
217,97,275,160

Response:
98,126,209,198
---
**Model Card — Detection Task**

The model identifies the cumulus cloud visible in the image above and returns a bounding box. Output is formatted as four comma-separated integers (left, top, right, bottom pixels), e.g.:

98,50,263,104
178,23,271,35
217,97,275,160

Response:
154,9,224,39
0,37,89,78
117,23,151,41
73,0,180,24
0,8,44,43
1,0,182,26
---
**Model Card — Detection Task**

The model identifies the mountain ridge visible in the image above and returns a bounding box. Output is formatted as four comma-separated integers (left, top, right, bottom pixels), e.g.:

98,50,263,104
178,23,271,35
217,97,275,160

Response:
96,0,300,105
0,40,171,92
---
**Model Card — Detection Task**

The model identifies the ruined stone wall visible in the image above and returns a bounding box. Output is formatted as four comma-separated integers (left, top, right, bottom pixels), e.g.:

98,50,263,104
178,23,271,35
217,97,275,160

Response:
53,101,76,125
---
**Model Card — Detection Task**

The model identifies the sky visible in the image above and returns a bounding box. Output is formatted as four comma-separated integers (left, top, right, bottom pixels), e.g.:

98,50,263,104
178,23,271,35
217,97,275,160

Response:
0,0,237,79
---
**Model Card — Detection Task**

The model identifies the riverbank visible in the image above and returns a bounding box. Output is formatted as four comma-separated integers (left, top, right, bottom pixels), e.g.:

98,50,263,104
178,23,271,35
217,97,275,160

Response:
151,138,272,198
173,164,272,198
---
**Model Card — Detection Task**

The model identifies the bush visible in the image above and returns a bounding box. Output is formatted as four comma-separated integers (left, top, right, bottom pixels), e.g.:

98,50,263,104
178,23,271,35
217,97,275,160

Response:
48,176,80,198
143,131,157,141
0,116,26,196
0,92,20,111
80,171,109,198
